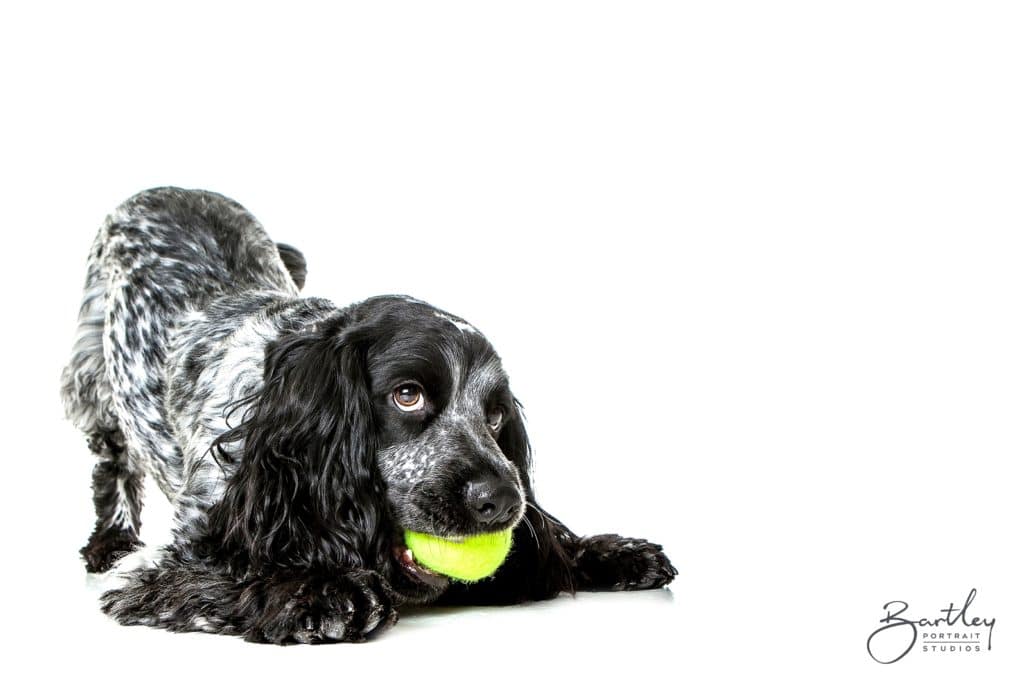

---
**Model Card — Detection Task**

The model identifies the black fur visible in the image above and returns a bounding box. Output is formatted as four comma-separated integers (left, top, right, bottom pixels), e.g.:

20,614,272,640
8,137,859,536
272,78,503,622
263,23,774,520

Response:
202,314,390,577
61,187,677,643
275,243,307,290
80,429,144,572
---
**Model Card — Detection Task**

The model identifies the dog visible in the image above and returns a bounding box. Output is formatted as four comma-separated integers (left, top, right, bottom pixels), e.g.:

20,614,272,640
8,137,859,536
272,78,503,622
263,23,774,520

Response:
60,187,677,643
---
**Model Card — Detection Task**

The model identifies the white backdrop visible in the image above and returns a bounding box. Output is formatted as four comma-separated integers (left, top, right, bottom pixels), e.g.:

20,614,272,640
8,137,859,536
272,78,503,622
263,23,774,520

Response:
1,2,1020,683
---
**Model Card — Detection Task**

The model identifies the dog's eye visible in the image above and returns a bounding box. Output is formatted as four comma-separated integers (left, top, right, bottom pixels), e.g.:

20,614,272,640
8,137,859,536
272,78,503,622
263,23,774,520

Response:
486,408,504,431
393,383,426,412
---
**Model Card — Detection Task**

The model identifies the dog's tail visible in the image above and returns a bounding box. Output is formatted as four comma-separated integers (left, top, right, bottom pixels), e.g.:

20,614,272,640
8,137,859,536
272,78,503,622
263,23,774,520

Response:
276,243,307,291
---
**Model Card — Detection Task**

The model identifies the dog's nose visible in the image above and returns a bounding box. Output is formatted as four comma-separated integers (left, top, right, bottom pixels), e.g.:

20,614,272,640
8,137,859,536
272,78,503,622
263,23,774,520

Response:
464,477,520,526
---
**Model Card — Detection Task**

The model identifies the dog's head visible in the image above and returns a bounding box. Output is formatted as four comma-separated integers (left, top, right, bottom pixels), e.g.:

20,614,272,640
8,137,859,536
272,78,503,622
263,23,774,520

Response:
362,296,532,595
209,295,532,600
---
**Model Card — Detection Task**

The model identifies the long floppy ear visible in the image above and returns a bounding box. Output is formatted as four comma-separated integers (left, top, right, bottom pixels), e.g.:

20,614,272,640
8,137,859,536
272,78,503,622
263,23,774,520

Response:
497,398,536,499
488,398,576,600
203,315,390,575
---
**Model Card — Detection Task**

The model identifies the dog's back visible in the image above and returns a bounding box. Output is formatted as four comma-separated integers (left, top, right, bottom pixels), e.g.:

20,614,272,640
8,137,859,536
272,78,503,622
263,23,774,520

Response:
60,187,304,571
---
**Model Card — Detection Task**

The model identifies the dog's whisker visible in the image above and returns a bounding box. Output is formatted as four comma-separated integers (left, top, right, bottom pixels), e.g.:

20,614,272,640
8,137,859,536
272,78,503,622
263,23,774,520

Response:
520,508,539,547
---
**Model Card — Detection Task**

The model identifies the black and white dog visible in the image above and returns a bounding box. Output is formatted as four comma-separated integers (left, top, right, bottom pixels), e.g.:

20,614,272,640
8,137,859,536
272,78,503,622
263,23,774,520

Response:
61,187,676,643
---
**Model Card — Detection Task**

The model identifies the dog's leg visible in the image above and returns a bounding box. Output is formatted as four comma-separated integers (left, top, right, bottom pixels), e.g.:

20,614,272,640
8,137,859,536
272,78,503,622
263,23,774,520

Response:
529,506,677,593
241,569,399,644
62,237,145,572
101,552,398,644
570,533,678,592
439,502,676,605
80,429,144,572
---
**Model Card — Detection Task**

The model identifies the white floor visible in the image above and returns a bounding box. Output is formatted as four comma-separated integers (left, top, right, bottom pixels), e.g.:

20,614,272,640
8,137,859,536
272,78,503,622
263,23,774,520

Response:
36,545,681,685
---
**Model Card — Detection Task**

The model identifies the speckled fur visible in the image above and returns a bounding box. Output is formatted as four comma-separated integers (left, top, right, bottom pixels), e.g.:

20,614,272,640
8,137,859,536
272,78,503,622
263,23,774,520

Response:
62,189,307,542
61,187,677,643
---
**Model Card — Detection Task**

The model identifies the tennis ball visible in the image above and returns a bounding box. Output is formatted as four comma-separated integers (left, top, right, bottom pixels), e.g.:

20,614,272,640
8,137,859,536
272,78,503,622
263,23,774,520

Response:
404,528,514,582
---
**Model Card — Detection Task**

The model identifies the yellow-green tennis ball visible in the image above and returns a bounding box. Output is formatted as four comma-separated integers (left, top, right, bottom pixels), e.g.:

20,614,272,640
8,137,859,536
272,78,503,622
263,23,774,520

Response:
404,528,514,582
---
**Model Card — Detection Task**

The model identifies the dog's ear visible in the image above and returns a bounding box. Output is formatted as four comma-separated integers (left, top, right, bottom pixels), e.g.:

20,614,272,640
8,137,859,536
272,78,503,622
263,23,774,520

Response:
205,315,390,575
491,397,576,599
497,397,536,499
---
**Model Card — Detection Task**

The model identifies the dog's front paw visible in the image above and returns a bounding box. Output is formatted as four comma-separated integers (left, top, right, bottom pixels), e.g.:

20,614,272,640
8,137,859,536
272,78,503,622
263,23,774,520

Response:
574,534,677,591
81,527,141,573
248,571,398,644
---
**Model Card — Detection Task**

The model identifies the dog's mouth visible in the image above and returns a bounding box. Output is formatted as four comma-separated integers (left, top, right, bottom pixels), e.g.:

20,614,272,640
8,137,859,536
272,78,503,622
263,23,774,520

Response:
393,544,449,589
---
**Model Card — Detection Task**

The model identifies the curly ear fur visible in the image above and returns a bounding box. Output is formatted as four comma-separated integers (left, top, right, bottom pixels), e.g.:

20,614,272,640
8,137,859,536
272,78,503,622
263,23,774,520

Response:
203,315,390,575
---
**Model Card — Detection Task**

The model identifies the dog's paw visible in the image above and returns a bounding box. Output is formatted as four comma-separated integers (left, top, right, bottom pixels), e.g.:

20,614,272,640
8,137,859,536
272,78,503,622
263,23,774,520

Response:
574,534,678,591
80,528,141,573
248,571,399,644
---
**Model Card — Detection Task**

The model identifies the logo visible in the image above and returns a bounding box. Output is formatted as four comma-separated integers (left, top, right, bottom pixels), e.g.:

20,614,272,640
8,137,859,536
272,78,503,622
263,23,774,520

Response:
866,588,996,664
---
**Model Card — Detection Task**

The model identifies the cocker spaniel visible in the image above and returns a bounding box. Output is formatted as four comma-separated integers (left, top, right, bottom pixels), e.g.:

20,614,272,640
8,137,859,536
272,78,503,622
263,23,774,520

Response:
60,187,677,643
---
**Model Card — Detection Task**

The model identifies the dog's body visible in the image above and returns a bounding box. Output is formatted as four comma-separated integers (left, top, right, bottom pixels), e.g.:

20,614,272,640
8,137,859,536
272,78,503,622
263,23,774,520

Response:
61,187,676,643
